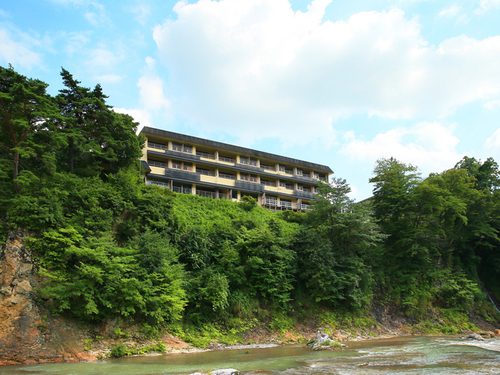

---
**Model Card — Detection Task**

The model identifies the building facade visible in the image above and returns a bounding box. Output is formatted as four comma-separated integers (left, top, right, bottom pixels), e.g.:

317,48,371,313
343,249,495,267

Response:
140,127,333,211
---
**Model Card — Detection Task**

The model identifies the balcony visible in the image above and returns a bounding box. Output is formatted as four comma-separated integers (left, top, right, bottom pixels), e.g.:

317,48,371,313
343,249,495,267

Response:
235,180,264,193
148,141,168,151
219,156,235,163
260,180,276,187
164,169,201,182
197,169,216,177
196,150,215,159
294,189,315,199
147,180,169,188
172,186,192,194
264,197,278,207
219,172,236,180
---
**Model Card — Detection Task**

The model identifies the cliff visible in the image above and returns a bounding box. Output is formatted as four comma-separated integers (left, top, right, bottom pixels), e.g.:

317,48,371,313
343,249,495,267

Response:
0,230,93,365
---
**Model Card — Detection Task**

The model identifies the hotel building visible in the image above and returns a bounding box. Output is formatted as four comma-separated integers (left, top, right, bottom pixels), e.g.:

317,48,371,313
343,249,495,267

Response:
140,127,333,211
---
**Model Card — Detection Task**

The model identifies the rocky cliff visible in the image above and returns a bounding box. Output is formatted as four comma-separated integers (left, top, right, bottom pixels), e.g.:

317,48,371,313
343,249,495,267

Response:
0,230,93,365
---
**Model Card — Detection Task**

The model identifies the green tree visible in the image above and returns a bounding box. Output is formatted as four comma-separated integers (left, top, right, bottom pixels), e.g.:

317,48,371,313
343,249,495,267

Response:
56,68,143,175
0,66,63,192
297,179,384,308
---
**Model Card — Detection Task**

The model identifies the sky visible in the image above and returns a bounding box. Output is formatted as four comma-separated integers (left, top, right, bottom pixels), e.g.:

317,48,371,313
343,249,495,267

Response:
1,0,500,200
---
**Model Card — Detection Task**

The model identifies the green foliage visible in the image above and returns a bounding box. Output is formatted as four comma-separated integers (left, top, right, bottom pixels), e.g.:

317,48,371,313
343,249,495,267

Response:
110,344,129,358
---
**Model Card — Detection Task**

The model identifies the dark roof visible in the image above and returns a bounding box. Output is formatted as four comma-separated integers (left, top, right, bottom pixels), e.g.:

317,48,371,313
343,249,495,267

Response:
140,127,333,173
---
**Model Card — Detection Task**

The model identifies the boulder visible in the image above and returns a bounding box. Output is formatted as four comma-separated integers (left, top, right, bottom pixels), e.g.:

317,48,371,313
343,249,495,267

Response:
468,333,484,341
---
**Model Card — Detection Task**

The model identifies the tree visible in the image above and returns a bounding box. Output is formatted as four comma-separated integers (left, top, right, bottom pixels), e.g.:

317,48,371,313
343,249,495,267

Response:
296,179,384,308
455,156,500,192
0,66,63,191
56,68,143,175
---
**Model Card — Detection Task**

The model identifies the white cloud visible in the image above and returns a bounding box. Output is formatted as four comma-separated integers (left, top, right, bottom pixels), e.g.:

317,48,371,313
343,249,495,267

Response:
152,0,500,144
137,57,170,111
114,107,152,134
84,2,107,27
484,128,500,162
439,4,462,17
438,4,468,23
340,122,465,175
484,99,500,110
95,74,123,84
86,47,119,71
0,28,42,69
475,0,500,13
127,2,152,25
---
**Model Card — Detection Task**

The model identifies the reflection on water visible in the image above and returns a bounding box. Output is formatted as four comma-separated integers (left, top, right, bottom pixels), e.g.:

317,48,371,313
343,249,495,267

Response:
1,336,499,375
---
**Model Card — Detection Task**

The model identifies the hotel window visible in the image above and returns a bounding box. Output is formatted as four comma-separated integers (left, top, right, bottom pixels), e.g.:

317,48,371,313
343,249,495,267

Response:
172,160,182,170
183,162,193,171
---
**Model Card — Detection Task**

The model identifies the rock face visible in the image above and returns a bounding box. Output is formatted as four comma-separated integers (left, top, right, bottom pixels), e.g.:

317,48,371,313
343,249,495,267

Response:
0,230,91,365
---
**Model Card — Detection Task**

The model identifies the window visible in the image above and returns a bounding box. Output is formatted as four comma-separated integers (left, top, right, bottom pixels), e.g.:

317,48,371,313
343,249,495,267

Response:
172,160,182,169
172,143,182,152
183,162,193,171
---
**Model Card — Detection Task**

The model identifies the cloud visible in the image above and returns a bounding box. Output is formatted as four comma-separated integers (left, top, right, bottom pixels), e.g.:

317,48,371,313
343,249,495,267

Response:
127,2,152,25
95,74,123,84
475,0,500,13
114,107,152,134
84,2,108,27
137,57,170,111
484,128,500,162
484,99,500,110
438,4,468,23
152,0,500,144
48,0,109,26
340,122,465,175
0,28,43,70
439,4,462,17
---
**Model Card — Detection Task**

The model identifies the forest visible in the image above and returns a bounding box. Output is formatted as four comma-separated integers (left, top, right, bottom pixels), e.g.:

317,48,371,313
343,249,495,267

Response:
1,65,500,344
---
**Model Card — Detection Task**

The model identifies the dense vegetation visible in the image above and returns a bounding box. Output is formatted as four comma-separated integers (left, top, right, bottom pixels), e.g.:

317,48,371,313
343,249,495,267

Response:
1,66,499,340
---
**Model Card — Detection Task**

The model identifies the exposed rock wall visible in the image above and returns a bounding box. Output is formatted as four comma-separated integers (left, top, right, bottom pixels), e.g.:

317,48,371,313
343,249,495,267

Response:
0,230,92,365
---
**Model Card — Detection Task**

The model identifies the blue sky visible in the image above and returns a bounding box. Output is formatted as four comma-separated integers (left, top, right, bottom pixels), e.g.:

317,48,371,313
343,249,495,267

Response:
2,0,500,200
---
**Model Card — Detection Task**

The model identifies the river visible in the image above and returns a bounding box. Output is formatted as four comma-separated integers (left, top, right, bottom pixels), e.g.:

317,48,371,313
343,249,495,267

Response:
1,336,500,374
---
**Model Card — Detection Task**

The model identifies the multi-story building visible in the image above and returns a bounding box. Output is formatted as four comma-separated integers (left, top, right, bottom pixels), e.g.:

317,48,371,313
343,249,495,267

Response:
140,127,333,211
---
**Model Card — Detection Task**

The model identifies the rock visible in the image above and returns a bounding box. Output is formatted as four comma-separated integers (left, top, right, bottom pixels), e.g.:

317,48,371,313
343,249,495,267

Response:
0,230,91,365
308,330,343,350
468,333,484,341
210,369,240,375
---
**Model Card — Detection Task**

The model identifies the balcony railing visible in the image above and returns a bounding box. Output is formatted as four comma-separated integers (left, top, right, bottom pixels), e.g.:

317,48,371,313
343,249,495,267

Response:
148,141,168,151
197,169,216,177
264,198,278,207
196,189,216,198
196,151,215,159
219,156,235,163
261,180,276,187
219,172,236,180
149,160,166,168
260,165,275,172
147,180,169,188
172,186,192,194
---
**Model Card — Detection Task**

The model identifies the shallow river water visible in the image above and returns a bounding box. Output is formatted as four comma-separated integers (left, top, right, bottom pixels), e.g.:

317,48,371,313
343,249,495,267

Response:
2,336,500,375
